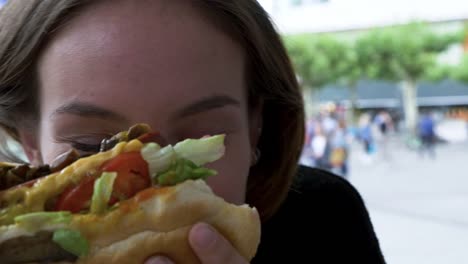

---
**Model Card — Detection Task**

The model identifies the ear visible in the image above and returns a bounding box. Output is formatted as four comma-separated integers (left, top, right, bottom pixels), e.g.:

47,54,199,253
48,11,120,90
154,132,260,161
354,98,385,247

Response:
18,129,43,166
249,99,264,153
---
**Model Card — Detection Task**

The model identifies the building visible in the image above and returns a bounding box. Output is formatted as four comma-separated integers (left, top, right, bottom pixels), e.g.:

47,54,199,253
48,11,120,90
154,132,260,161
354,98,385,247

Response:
259,0,468,35
319,80,468,109
259,0,468,113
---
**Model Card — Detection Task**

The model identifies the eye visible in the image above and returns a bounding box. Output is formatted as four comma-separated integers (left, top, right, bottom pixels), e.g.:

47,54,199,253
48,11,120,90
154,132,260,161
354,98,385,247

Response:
69,141,101,154
55,134,109,156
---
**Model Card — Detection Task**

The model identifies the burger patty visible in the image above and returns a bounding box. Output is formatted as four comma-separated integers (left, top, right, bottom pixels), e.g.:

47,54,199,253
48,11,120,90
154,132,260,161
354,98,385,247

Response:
0,231,77,264
0,164,51,192
0,123,163,192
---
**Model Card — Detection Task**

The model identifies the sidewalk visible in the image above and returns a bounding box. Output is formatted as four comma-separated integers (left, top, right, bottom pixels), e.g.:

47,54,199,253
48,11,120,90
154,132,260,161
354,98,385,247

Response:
349,139,468,264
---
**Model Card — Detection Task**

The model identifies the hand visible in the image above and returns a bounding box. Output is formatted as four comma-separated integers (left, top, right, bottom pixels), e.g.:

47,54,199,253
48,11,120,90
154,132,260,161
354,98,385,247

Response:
145,222,249,264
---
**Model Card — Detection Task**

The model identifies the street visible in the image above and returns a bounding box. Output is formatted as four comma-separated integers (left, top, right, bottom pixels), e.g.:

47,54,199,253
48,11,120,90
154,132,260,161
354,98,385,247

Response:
349,137,468,264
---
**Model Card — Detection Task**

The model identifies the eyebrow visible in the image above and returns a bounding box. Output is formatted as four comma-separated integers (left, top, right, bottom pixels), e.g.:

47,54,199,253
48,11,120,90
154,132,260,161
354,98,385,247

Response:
51,95,239,122
172,95,240,120
51,101,128,122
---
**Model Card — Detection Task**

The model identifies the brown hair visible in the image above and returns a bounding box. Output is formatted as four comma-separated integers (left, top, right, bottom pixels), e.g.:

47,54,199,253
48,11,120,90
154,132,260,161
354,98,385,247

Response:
0,0,305,221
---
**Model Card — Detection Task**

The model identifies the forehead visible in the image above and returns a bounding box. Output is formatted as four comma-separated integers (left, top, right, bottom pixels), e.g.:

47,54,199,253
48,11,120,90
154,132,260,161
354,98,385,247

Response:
37,0,246,122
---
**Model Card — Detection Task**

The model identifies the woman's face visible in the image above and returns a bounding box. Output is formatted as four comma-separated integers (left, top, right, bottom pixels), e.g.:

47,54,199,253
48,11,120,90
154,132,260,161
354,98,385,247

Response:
31,0,260,205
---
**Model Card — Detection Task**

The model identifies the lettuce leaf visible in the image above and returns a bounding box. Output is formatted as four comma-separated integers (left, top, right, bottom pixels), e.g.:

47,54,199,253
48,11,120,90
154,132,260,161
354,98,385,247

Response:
157,158,217,186
90,172,117,214
53,229,89,257
141,135,225,184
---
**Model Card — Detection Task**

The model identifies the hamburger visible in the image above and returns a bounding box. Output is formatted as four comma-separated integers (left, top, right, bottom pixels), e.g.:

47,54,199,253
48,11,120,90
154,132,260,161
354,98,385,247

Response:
0,124,261,263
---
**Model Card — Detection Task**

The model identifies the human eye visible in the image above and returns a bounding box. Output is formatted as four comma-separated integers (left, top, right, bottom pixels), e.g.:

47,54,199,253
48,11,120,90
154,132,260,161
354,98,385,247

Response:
69,141,101,154
54,135,108,156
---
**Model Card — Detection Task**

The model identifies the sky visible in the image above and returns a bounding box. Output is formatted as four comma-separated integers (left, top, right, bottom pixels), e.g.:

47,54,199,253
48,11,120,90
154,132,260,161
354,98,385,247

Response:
257,0,468,34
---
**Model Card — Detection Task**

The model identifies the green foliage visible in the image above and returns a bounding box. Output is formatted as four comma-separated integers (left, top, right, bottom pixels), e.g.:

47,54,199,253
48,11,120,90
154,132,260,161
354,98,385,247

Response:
424,63,452,82
337,43,363,87
284,34,350,89
424,54,468,84
452,54,468,83
354,22,462,82
284,22,464,91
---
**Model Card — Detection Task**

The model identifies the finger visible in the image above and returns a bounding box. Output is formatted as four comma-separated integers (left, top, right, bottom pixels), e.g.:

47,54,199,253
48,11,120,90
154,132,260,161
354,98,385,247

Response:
189,222,248,264
144,255,174,264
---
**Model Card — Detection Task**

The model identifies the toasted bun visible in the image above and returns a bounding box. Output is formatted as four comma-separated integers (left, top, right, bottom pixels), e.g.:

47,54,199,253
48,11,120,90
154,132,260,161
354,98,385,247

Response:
1,180,261,264
0,140,145,226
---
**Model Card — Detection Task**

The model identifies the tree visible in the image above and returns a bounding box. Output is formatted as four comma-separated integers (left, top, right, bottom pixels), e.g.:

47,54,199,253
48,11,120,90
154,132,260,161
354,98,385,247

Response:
355,22,463,133
284,34,349,115
452,54,468,84
336,43,367,123
424,63,453,82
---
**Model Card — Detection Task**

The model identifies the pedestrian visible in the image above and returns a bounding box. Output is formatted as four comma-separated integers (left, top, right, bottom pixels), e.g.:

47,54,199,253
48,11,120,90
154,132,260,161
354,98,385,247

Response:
418,111,436,159
311,125,329,170
329,119,350,178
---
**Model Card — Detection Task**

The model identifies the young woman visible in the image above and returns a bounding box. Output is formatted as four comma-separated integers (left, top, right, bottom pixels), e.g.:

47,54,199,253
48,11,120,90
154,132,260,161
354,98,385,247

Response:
0,0,386,263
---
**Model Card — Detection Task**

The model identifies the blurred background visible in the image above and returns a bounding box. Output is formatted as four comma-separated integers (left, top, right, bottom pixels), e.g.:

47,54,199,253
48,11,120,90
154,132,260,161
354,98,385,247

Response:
258,0,468,263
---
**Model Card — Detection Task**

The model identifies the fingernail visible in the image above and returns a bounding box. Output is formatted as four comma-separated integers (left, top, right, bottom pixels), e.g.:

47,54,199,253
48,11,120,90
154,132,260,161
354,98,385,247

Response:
145,256,173,264
191,223,216,248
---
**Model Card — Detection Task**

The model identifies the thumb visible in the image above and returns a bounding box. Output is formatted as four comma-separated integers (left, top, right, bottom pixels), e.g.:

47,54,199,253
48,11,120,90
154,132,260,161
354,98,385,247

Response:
189,223,248,264
144,256,174,264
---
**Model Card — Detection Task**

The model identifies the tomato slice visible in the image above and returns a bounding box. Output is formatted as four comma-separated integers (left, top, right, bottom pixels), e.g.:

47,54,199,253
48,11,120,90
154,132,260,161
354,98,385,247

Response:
54,176,96,213
137,132,167,146
101,152,150,203
54,152,150,213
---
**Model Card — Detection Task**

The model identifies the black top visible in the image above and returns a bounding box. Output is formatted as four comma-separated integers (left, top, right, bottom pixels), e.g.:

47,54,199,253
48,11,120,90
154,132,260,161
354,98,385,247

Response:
252,165,386,264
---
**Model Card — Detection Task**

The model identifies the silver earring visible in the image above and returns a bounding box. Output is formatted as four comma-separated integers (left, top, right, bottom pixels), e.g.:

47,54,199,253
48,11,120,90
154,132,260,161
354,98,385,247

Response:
251,148,261,166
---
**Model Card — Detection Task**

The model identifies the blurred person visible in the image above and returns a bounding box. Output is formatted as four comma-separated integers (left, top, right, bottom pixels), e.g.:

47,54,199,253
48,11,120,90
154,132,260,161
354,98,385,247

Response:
374,110,393,160
322,111,338,137
0,0,386,263
311,124,329,170
329,119,350,178
374,110,393,137
358,113,376,162
418,111,436,159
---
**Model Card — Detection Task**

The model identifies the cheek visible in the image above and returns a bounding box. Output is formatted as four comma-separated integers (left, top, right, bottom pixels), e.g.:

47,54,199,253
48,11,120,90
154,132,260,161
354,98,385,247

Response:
205,132,251,205
39,124,62,164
